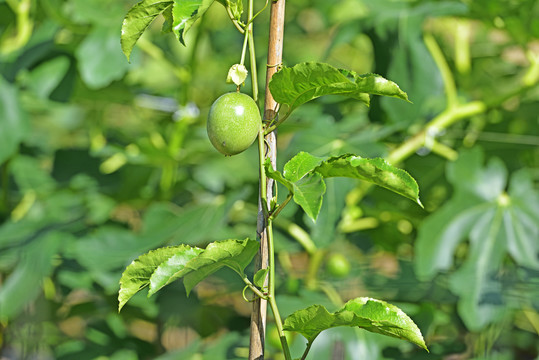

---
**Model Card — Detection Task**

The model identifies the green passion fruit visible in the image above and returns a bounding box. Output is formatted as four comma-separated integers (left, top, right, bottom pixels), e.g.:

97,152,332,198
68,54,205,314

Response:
207,92,262,156
326,253,351,278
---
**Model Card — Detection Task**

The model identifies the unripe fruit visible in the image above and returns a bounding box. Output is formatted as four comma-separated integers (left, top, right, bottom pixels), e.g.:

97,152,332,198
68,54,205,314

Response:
267,325,294,350
207,92,261,155
326,253,351,278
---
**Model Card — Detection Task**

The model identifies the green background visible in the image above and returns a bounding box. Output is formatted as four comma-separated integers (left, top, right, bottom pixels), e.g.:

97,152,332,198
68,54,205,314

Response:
1,0,538,359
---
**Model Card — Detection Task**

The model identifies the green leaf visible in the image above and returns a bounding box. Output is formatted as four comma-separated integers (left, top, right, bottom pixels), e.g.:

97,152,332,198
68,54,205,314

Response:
147,245,205,296
253,268,268,288
266,153,421,221
76,26,130,89
339,68,411,101
265,158,326,221
292,172,326,221
0,231,65,321
225,0,243,20
268,62,409,116
0,76,29,165
172,0,215,45
283,151,324,183
118,245,201,311
315,155,422,207
265,158,294,193
120,0,173,61
149,239,259,296
414,148,539,331
283,297,427,351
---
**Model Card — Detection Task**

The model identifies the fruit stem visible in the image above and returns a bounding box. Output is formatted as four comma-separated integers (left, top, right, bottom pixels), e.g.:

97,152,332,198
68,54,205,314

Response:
240,27,249,67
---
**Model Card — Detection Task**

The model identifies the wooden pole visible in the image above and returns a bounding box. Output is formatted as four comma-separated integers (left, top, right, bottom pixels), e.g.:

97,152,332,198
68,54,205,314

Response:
249,1,286,359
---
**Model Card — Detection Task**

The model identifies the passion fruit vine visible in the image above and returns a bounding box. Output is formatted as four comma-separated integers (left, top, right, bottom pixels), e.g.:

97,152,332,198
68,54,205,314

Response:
207,92,262,156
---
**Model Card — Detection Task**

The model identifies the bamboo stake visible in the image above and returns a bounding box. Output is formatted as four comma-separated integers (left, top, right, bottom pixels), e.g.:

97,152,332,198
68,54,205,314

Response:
249,1,286,359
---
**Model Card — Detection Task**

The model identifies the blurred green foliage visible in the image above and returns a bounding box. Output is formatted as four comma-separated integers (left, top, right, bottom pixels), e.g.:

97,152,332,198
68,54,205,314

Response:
1,0,538,359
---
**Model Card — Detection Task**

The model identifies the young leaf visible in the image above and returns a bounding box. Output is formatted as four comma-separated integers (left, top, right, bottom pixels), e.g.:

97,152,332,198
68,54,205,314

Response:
121,0,173,61
283,297,427,351
268,62,409,116
265,159,326,221
283,151,325,183
315,155,422,207
253,268,269,288
118,245,200,311
292,173,326,221
265,158,294,193
149,239,259,296
172,0,215,45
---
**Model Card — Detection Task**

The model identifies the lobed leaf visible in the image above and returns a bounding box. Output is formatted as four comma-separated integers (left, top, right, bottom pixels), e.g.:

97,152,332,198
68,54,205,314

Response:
121,0,173,61
118,245,199,311
283,297,427,351
414,148,539,330
268,62,409,116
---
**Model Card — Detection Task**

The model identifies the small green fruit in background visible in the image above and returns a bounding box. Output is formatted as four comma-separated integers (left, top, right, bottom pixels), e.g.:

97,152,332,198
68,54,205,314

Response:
267,324,294,350
326,253,351,278
207,92,261,155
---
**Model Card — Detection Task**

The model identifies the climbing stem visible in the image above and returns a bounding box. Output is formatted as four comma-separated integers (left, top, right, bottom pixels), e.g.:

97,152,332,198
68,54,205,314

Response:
267,219,292,360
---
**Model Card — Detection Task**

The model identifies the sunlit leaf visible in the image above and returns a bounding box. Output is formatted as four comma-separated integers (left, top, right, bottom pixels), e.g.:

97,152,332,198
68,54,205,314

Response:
316,155,422,207
283,151,324,183
120,0,173,60
265,158,326,221
283,297,427,351
268,62,409,115
172,0,215,45
291,173,326,221
118,245,201,311
182,238,259,295
266,152,421,221
147,245,204,295
148,239,258,296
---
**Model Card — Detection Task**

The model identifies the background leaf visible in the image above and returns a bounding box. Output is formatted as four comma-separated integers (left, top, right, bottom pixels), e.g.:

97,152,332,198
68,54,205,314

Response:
0,231,65,321
415,148,539,330
0,76,28,164
76,26,130,89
